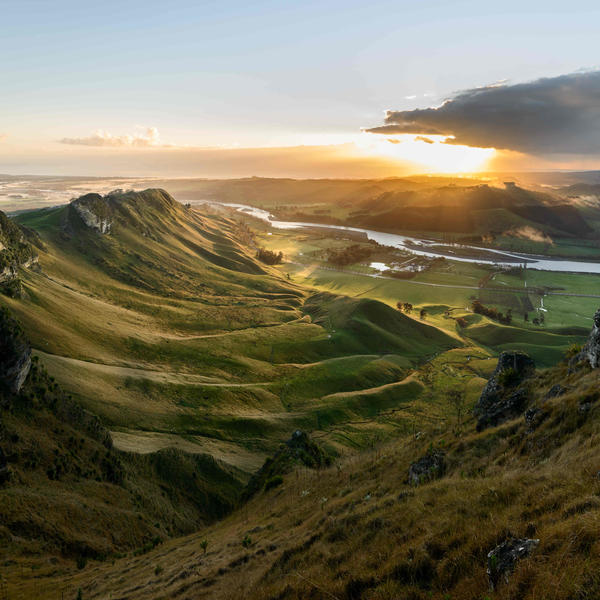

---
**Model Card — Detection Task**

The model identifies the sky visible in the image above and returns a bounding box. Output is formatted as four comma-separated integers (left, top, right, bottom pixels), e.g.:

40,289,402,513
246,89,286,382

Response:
1,0,600,177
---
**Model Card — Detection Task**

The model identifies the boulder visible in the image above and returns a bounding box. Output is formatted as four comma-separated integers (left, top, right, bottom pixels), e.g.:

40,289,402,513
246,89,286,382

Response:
408,449,445,486
544,384,567,400
487,537,539,590
574,308,600,368
242,430,332,500
474,351,535,431
524,406,549,433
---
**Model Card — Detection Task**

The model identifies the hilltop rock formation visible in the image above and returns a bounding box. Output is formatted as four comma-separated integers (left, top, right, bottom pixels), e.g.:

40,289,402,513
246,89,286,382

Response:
68,188,184,237
243,430,332,500
0,308,31,395
474,351,535,431
70,192,113,233
487,537,539,590
408,448,446,486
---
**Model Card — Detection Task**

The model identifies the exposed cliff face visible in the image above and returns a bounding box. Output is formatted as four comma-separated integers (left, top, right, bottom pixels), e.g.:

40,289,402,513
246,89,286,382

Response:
0,307,31,394
70,193,113,233
68,188,181,236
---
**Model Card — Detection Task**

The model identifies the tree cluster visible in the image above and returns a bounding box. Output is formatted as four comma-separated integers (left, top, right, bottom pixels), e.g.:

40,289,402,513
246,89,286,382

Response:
256,248,283,265
396,302,414,314
326,244,372,267
471,300,512,325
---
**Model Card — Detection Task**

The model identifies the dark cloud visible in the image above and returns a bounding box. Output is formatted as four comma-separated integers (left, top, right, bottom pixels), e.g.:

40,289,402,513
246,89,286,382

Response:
365,71,600,154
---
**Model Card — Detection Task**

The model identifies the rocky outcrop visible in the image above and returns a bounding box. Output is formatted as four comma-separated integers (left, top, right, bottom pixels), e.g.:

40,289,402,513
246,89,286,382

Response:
487,537,539,590
242,430,332,500
408,449,446,486
70,193,113,234
544,384,567,400
474,351,535,431
0,210,38,297
0,308,31,395
575,308,600,368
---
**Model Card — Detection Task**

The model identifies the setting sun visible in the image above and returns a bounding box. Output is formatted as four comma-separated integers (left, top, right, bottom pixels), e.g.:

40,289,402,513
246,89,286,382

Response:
357,133,496,173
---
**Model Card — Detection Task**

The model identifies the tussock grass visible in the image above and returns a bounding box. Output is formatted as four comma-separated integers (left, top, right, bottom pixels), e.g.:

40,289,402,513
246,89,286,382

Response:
11,359,600,600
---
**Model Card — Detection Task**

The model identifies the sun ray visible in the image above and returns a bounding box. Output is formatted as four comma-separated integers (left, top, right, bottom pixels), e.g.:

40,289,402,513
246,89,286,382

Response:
357,133,495,173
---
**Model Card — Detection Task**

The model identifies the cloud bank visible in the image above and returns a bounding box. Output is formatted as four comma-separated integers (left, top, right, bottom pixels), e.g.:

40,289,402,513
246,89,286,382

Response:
60,127,161,147
365,70,600,155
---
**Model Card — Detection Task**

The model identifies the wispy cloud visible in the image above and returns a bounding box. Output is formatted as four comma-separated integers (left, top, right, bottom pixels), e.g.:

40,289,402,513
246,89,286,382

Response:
365,70,600,155
0,133,7,142
60,127,162,147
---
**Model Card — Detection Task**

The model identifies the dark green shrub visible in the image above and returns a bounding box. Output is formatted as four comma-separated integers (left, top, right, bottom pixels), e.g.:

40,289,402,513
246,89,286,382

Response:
264,475,284,491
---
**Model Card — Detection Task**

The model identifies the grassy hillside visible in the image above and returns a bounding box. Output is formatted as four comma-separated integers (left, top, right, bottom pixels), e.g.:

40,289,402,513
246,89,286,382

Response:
13,344,600,600
2,185,600,599
6,190,459,470
159,177,599,244
0,308,244,568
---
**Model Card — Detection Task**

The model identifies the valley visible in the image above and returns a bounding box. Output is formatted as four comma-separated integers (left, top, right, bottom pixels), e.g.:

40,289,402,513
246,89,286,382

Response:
1,178,599,599
5,8,600,599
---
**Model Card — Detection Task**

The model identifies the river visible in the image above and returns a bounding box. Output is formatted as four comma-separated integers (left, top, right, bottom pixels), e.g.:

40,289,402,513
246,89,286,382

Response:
214,202,600,275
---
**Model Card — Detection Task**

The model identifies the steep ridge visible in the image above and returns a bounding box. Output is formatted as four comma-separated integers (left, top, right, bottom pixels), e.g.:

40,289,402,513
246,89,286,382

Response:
0,307,244,567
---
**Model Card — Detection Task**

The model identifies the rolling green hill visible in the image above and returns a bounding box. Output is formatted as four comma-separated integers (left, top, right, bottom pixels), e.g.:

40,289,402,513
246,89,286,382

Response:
6,189,459,471
2,185,600,599
159,177,598,241
13,324,600,600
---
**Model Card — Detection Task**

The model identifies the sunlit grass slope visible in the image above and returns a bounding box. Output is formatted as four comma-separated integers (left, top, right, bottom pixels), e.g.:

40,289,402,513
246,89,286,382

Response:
15,350,600,600
7,189,459,469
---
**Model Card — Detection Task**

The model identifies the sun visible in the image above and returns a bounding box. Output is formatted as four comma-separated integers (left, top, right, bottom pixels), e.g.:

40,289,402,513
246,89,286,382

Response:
357,133,495,173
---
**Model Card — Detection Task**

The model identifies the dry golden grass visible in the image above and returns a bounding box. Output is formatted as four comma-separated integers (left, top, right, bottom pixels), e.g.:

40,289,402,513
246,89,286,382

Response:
7,361,600,600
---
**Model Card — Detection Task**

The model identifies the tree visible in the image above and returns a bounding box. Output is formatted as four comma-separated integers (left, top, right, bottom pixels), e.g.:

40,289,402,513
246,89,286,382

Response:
419,308,427,320
200,539,208,555
403,302,413,314
396,301,404,312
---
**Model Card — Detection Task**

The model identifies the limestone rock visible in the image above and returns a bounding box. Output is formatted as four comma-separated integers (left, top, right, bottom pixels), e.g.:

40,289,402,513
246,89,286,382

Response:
578,308,600,368
487,537,539,590
544,384,567,400
242,430,332,501
71,193,113,234
474,351,535,431
408,449,446,486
